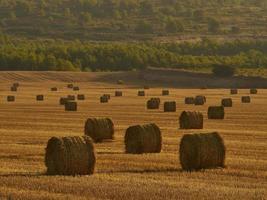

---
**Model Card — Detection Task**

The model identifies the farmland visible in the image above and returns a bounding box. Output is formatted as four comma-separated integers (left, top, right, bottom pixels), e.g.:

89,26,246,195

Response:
0,71,266,200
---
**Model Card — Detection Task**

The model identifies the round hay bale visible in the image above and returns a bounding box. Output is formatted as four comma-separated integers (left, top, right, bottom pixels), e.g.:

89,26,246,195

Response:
242,96,251,103
51,87,58,92
7,96,15,102
162,90,169,96
250,88,257,94
65,101,77,111
117,80,124,85
185,97,195,105
125,123,162,154
208,106,225,119
10,86,17,92
73,86,80,91
77,94,85,100
84,118,114,142
100,95,109,103
103,94,111,100
150,97,160,104
230,89,238,95
179,132,226,171
138,91,145,96
67,84,74,89
36,95,44,101
164,101,176,112
59,97,69,105
179,111,203,129
221,98,232,107
45,136,95,175
195,95,206,105
115,91,123,97
147,99,160,110
13,83,19,87
67,95,75,101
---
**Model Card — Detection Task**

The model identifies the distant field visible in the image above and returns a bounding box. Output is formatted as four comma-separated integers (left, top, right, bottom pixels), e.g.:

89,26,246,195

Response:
0,72,266,200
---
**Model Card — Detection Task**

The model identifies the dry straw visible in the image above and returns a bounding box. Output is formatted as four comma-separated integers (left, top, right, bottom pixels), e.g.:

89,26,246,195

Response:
179,111,203,129
242,96,251,103
84,118,114,142
125,123,162,154
221,98,232,107
45,136,95,175
230,89,238,94
138,91,145,96
147,99,160,109
179,132,226,171
164,101,176,112
162,90,169,96
250,88,257,94
194,95,206,105
77,94,85,100
208,106,225,119
65,101,77,111
36,95,44,101
185,97,195,105
7,96,15,102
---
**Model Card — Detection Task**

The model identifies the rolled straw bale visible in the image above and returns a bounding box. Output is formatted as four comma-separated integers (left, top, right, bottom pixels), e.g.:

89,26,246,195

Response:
100,95,109,103
67,95,76,101
250,88,257,94
103,94,111,100
65,101,77,111
84,118,114,142
124,123,162,154
208,106,225,119
115,91,123,97
230,89,238,95
77,94,85,100
194,95,206,105
242,96,251,103
150,97,160,104
7,96,15,102
138,91,145,96
36,95,44,101
179,111,203,129
51,87,58,92
73,86,80,91
147,99,160,109
13,83,19,87
164,101,176,112
179,132,226,171
221,98,232,107
45,136,95,175
60,97,69,105
67,84,74,89
10,86,17,92
185,97,195,105
162,90,169,96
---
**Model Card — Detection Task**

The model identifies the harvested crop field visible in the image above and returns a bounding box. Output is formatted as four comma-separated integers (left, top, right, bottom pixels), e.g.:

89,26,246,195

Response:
0,72,266,200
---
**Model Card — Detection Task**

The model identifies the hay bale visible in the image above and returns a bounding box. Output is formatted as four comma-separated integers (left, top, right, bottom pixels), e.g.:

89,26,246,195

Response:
67,95,76,101
185,97,195,105
147,99,160,109
179,111,203,129
73,86,80,91
59,97,69,105
10,86,17,92
36,95,44,101
51,87,58,92
164,101,176,112
7,96,15,102
67,84,74,89
250,88,257,94
117,80,124,85
230,89,238,94
179,132,226,171
194,95,206,105
124,123,162,154
45,136,95,175
65,101,77,111
103,94,111,99
162,90,169,96
115,91,123,97
84,118,114,142
77,94,85,100
150,97,160,104
138,91,145,96
208,106,225,119
100,95,109,103
242,96,251,103
221,98,232,107
13,83,19,87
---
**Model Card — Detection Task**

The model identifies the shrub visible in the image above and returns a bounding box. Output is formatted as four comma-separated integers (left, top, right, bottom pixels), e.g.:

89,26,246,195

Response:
212,64,235,77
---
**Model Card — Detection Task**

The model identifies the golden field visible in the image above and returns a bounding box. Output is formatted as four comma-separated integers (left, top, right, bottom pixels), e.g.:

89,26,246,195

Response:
0,72,266,200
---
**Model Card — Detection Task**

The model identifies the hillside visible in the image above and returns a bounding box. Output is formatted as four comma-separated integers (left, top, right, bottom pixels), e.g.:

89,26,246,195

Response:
0,0,267,41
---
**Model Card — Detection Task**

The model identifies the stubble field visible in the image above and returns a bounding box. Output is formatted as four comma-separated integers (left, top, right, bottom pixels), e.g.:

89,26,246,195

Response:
0,72,266,200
